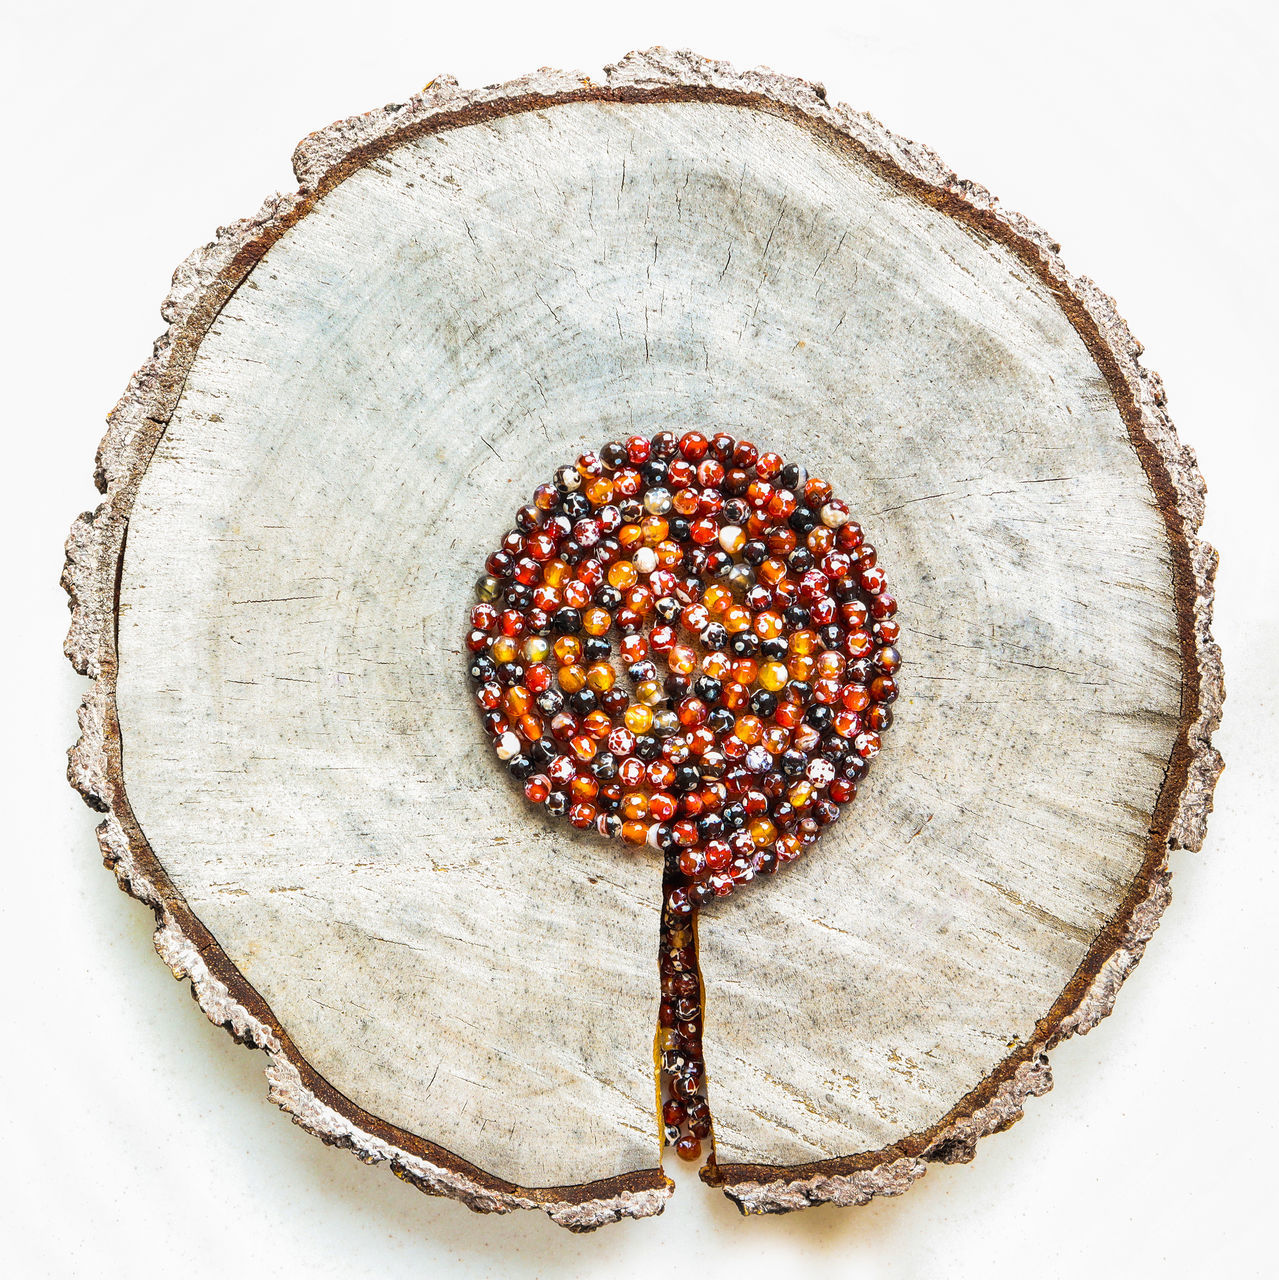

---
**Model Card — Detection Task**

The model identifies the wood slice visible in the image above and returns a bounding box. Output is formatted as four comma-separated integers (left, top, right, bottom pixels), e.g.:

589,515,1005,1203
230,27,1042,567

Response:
64,49,1222,1228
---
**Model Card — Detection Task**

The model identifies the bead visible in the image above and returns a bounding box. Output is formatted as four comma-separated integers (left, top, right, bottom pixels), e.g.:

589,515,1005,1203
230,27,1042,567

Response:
643,487,673,515
757,661,789,692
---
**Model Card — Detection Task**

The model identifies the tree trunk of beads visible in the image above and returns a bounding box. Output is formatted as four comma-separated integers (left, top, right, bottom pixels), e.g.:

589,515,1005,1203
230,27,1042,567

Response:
65,50,1222,1229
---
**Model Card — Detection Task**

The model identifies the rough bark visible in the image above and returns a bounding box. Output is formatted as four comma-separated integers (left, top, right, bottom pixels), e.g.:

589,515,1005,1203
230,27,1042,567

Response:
65,48,1222,1226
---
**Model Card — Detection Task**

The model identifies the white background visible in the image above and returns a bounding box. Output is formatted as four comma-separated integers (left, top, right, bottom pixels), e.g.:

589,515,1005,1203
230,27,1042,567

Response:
4,2,1275,1276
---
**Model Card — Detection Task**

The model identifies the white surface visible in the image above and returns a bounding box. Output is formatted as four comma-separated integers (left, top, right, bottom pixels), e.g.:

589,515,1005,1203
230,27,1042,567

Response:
4,1,1275,1276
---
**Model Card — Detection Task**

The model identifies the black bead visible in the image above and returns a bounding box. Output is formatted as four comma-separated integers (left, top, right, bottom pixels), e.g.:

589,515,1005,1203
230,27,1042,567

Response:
693,676,722,704
535,689,564,716
784,605,810,628
697,813,726,841
700,623,729,651
529,740,557,765
545,791,568,816
760,637,788,661
780,462,807,490
583,636,611,662
561,492,591,520
600,441,628,470
790,506,819,535
552,607,582,634
780,750,807,777
668,517,692,543
664,674,691,701
805,703,833,731
721,803,746,830
508,755,535,780
707,707,735,735
641,459,668,486
503,583,532,608
596,585,623,611
496,663,525,687
468,655,496,683
567,689,597,715
729,631,760,657
674,766,702,793
743,540,768,565
787,547,814,573
749,689,778,717
635,734,661,760
592,752,618,780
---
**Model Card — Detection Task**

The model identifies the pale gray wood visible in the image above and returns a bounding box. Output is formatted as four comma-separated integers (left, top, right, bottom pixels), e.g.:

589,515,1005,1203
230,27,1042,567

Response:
66,48,1222,1225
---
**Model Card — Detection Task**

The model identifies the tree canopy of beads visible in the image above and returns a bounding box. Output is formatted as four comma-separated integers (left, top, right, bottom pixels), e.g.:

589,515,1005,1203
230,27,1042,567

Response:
468,430,901,908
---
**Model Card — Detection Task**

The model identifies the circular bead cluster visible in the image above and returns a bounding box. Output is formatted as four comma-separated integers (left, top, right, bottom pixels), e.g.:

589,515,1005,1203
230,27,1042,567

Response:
468,431,901,906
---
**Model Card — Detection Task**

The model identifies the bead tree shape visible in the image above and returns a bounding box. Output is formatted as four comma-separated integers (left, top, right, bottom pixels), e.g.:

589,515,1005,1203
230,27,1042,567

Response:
468,429,903,1164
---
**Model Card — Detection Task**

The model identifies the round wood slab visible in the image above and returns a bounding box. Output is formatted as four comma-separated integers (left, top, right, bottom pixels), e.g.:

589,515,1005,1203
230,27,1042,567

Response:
64,49,1222,1229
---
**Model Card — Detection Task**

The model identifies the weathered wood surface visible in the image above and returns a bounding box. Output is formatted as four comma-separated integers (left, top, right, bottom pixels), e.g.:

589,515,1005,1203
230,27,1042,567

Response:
65,49,1222,1227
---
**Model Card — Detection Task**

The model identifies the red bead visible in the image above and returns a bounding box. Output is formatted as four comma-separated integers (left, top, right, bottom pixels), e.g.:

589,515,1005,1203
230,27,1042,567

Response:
673,820,699,847
568,801,596,829
678,848,706,878
860,565,887,594
871,591,898,619
755,451,783,480
679,431,709,461
625,435,652,464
